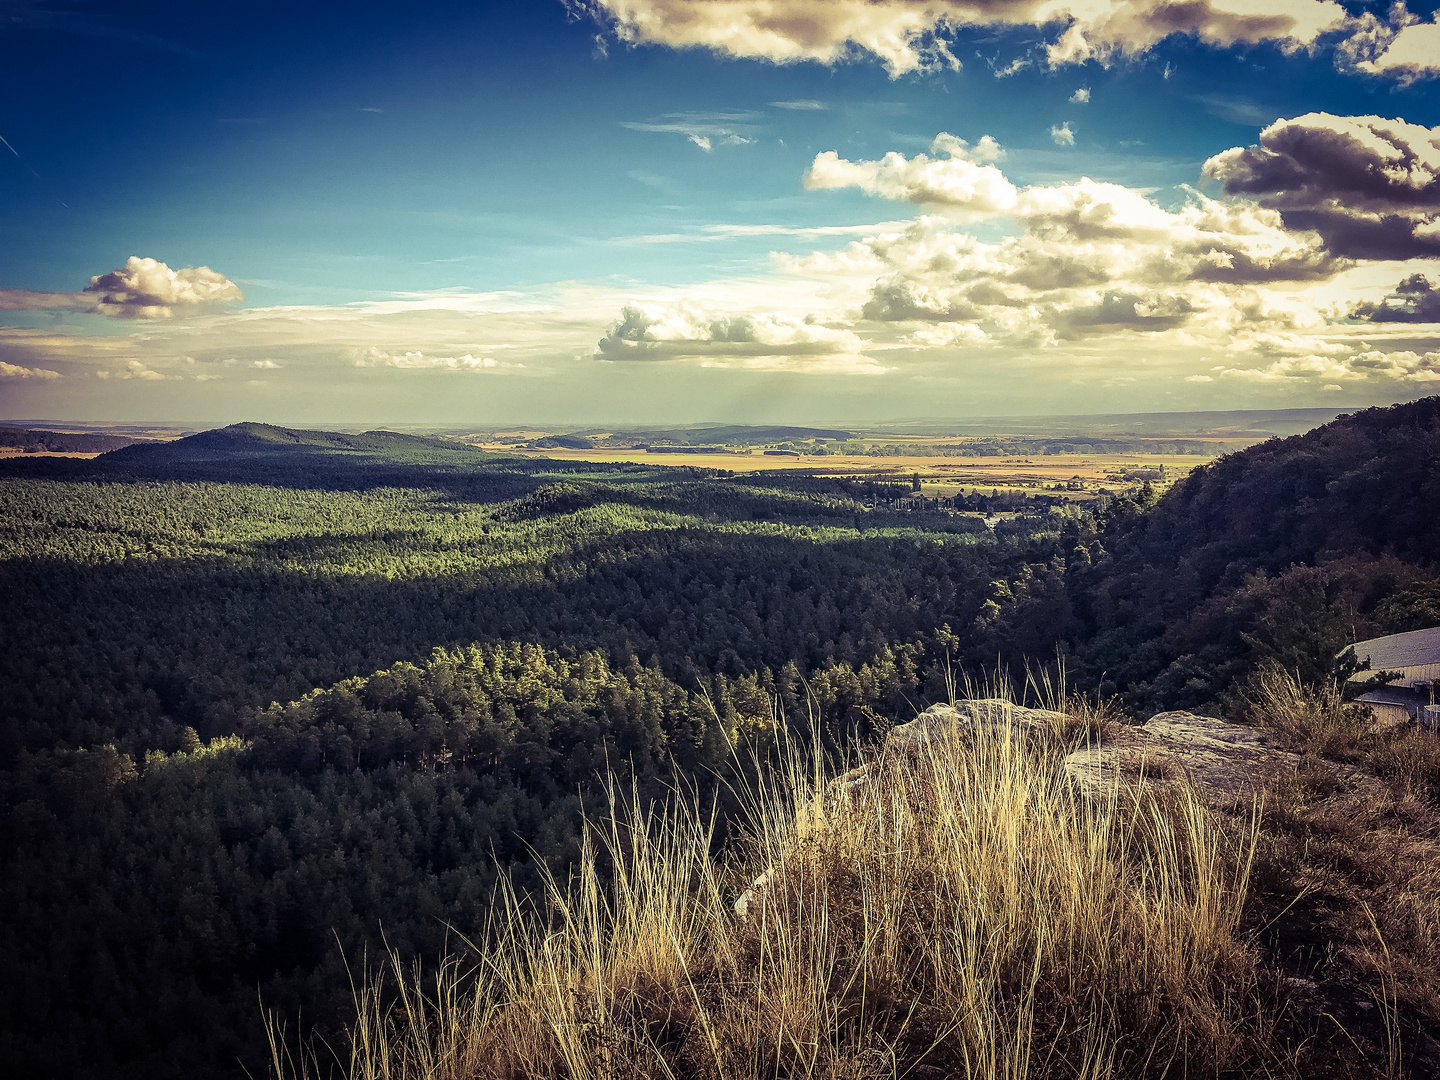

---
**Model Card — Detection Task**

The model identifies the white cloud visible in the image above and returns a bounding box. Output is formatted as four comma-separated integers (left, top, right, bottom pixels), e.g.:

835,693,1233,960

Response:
699,353,890,374
1050,122,1075,147
622,111,757,150
572,0,1362,77
788,133,1370,362
595,300,881,372
1070,87,1090,103
353,348,510,370
6,115,1437,410
904,322,988,347
98,360,169,381
1351,14,1440,85
84,256,243,319
804,132,1016,217
0,360,61,379
1218,344,1440,383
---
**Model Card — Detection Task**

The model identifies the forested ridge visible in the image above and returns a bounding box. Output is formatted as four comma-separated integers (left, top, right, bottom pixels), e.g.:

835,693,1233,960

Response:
2,404,1438,1079
1067,396,1440,709
0,427,153,454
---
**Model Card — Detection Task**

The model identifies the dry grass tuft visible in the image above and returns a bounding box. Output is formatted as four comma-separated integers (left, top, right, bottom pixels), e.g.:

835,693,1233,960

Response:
1234,665,1440,1077
268,695,1274,1080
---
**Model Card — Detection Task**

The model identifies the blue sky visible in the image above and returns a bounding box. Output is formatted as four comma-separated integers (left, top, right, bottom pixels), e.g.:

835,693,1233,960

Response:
2,0,1439,425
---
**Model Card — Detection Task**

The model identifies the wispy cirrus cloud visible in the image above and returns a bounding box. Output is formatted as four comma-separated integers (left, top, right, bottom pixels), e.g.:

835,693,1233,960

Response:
615,220,917,244
620,110,758,150
0,288,84,311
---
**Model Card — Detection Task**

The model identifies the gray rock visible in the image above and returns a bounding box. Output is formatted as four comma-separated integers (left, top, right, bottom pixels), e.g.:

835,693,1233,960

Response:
1062,711,1299,801
889,698,1068,746
834,699,1068,792
737,699,1066,918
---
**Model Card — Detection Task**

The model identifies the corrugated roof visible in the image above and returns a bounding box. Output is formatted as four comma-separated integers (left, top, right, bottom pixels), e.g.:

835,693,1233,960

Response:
1345,626,1440,674
1355,688,1425,709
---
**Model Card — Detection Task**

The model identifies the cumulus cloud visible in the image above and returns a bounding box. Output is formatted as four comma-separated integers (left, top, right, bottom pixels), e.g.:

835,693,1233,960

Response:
904,322,988,347
793,136,1357,354
805,132,1016,217
1050,122,1075,146
595,300,879,371
1203,114,1440,260
94,360,169,381
1352,274,1440,323
1070,87,1090,104
353,347,509,370
0,360,61,379
1048,290,1195,337
1220,345,1440,383
1350,13,1440,85
84,256,244,318
570,0,1361,77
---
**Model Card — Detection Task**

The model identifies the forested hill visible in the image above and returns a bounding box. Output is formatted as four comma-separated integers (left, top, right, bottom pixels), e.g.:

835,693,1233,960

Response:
1070,396,1440,710
1110,397,1438,572
0,426,152,454
14,421,538,492
101,422,506,468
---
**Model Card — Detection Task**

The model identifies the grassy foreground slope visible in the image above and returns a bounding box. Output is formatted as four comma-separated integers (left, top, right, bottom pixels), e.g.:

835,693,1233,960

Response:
277,672,1440,1080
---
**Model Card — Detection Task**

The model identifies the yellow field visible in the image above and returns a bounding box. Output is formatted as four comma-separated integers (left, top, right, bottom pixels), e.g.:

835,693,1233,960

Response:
485,445,1212,497
0,449,104,459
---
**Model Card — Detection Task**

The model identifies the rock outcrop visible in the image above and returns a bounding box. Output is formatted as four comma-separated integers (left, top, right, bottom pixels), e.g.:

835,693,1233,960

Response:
835,698,1067,792
735,701,1367,919
1061,710,1300,802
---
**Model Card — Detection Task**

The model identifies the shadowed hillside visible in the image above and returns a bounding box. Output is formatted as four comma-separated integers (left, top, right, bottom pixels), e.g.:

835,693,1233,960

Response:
1070,396,1440,710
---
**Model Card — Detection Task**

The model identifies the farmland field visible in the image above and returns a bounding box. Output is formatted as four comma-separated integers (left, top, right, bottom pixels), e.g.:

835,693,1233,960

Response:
477,444,1209,498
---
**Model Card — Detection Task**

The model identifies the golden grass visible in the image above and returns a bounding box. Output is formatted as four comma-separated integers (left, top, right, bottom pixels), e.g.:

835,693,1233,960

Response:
267,692,1283,1080
1232,666,1440,1076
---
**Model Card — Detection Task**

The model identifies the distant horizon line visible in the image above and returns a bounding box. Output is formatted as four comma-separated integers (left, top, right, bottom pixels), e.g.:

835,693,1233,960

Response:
0,404,1380,434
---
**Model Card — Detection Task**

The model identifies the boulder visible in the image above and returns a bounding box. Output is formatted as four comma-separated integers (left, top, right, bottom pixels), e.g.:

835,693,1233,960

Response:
1061,711,1299,802
737,700,1067,918
836,699,1067,791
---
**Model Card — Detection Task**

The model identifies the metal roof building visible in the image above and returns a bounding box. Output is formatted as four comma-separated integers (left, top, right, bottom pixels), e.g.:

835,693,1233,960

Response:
1345,625,1440,727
